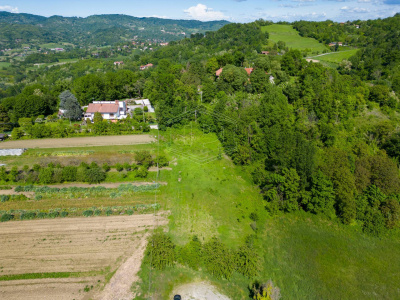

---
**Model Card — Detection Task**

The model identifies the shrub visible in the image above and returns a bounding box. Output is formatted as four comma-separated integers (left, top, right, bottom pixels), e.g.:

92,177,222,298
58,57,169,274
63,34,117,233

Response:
62,166,77,182
202,237,235,279
33,164,41,172
11,127,24,140
20,212,36,220
115,163,124,172
123,162,131,171
134,150,153,167
155,155,169,167
37,212,47,218
48,211,59,218
235,246,260,278
38,167,53,184
85,167,106,184
83,210,93,217
145,232,175,270
136,166,148,178
126,209,134,215
178,236,202,270
35,194,43,201
1,195,10,202
94,209,102,216
52,168,63,183
252,280,281,300
106,209,113,216
1,214,14,222
102,163,111,172
60,211,68,218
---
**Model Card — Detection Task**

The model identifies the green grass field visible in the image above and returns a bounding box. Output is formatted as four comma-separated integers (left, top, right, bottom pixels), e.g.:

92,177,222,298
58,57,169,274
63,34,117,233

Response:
309,49,359,63
0,62,10,68
262,25,328,53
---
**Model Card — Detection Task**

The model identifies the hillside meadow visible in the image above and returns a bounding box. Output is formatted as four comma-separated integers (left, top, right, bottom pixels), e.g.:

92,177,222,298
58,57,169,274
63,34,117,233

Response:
262,24,327,53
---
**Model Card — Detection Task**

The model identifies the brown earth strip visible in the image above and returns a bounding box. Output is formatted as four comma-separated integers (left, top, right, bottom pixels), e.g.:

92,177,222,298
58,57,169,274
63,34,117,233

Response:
0,135,156,149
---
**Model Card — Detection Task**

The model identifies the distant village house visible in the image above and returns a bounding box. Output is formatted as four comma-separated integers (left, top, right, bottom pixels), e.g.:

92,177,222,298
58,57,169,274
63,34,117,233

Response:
140,63,153,70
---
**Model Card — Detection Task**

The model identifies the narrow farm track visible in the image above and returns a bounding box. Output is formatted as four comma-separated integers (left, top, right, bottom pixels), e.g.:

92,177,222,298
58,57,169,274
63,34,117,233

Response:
0,134,155,149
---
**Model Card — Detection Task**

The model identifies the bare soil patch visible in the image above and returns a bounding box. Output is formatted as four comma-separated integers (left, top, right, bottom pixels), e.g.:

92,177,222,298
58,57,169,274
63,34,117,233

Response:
171,282,231,300
0,135,155,149
0,214,167,300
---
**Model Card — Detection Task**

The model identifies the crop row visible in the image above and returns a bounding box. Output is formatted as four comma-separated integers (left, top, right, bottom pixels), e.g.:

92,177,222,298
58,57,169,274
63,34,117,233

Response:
0,203,160,222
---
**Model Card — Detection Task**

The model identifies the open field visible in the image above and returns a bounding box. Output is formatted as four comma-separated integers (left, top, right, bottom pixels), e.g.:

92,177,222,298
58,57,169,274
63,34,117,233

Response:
262,24,327,53
308,49,359,63
0,62,10,68
0,214,168,300
0,134,155,149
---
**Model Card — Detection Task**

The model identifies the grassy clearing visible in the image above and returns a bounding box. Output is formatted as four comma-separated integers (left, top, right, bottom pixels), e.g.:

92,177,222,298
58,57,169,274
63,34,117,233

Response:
160,127,264,246
262,25,327,53
0,62,10,68
309,49,359,63
260,213,400,299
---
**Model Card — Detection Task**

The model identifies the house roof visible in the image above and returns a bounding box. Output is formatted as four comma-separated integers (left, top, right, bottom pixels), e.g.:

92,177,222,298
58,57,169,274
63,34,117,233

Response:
86,103,119,114
216,68,223,77
245,68,254,76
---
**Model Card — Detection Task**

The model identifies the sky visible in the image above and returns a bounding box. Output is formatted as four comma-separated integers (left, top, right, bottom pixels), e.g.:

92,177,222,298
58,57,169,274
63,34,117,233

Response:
0,0,399,23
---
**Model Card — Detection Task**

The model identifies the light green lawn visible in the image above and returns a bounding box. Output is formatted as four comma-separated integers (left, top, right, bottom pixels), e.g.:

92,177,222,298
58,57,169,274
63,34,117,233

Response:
0,62,10,68
262,24,327,53
310,49,359,63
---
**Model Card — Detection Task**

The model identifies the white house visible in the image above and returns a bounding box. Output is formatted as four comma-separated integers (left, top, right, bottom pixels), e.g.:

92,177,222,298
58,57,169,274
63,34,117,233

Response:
84,100,127,121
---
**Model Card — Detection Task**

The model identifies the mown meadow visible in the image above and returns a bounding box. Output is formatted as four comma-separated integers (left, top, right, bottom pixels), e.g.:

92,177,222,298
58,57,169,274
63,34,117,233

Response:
262,24,327,53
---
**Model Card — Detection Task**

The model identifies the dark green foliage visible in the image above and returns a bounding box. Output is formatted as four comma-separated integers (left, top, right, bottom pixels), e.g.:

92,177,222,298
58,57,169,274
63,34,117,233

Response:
155,155,169,167
20,212,36,220
59,90,82,120
134,150,153,167
38,167,53,184
48,211,59,218
37,212,47,219
1,214,14,222
202,237,235,279
126,209,134,215
85,167,106,184
235,246,260,278
177,236,202,270
102,163,111,172
62,166,77,182
115,163,123,172
60,211,69,218
146,232,175,270
106,209,113,216
136,166,148,178
83,210,94,217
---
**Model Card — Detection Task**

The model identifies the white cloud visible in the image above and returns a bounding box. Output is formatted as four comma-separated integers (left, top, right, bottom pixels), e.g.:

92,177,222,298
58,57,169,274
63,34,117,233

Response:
357,0,371,2
0,5,19,13
184,4,227,21
341,6,370,12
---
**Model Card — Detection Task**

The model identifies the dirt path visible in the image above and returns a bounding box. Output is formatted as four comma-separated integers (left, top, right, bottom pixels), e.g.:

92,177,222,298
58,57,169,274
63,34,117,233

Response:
0,134,155,149
171,282,231,300
95,213,168,300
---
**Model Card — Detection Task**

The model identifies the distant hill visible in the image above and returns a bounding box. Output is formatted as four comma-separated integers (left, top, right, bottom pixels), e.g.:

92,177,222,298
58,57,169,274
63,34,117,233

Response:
0,12,229,48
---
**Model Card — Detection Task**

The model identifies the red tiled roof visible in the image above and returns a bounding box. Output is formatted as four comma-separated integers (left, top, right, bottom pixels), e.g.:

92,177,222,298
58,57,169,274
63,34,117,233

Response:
86,103,119,113
245,68,254,76
216,68,223,77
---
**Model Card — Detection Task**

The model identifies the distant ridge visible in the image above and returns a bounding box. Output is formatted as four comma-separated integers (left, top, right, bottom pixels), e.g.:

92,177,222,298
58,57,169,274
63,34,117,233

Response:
0,11,230,47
